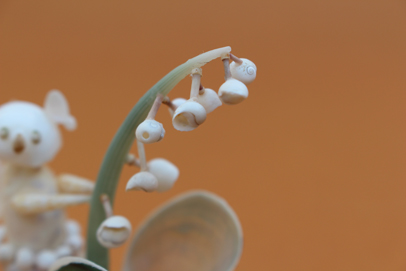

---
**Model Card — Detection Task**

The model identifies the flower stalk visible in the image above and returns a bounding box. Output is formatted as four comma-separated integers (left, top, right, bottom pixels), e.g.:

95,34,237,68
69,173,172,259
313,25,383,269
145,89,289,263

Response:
86,46,231,269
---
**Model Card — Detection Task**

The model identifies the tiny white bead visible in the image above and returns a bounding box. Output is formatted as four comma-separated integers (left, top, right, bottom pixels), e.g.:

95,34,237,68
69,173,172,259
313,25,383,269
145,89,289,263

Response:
67,235,83,251
36,251,57,271
16,247,34,270
65,220,81,236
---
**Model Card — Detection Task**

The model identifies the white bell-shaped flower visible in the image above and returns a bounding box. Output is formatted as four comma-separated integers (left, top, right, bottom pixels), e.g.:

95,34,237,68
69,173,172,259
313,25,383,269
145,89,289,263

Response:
168,98,187,117
135,119,165,144
172,99,207,131
148,158,179,192
126,171,158,192
218,78,249,105
96,216,132,248
196,88,222,114
230,58,257,85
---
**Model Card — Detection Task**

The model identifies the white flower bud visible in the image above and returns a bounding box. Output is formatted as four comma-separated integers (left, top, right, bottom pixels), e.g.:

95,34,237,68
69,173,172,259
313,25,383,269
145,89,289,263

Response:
172,99,207,131
36,251,57,271
126,172,158,192
96,216,132,248
218,78,249,105
0,244,14,262
55,246,72,258
196,88,222,114
65,220,81,236
15,248,34,270
148,158,179,192
66,234,83,251
230,58,257,85
168,98,187,117
135,119,165,144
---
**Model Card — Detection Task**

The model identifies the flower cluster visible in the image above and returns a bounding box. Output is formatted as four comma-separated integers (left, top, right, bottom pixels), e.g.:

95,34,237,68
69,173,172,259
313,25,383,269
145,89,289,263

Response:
95,53,256,249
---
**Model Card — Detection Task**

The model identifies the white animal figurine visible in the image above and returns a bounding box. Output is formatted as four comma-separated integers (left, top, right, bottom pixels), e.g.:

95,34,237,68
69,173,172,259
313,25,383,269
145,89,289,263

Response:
0,90,94,271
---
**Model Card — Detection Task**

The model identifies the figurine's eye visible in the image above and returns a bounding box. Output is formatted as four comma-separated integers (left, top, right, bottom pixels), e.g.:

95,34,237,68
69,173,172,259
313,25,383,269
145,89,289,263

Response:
0,127,9,140
31,130,41,145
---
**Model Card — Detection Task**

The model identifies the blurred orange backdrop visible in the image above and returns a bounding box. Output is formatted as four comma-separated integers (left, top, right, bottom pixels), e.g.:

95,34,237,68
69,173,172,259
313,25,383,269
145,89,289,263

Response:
1,0,406,270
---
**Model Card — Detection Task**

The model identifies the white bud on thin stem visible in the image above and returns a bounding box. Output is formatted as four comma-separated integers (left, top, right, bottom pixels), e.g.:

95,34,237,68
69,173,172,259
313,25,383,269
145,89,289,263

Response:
190,68,202,99
137,140,147,171
100,194,113,218
223,58,231,80
230,53,243,65
146,95,164,120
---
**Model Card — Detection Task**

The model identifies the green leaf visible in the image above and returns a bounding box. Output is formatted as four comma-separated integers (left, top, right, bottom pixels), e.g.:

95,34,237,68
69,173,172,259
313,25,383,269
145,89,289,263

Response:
86,47,232,269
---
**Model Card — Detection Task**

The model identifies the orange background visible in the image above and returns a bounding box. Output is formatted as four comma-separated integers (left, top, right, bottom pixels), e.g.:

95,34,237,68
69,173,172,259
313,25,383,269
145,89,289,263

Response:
1,1,406,270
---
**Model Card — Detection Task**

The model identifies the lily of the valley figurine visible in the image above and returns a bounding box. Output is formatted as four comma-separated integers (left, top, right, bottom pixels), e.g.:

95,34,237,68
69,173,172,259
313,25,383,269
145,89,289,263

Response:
1,46,256,271
0,90,94,271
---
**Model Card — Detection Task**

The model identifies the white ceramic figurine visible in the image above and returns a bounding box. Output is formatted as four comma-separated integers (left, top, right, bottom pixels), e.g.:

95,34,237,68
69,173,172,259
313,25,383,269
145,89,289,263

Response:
0,90,94,271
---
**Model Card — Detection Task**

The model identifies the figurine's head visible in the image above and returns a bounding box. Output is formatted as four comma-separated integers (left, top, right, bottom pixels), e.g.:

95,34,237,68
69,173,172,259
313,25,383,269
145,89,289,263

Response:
0,90,76,168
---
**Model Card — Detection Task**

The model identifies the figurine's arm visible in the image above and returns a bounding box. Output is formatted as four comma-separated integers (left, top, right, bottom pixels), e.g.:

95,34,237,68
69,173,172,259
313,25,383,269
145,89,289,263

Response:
11,193,90,215
57,174,95,194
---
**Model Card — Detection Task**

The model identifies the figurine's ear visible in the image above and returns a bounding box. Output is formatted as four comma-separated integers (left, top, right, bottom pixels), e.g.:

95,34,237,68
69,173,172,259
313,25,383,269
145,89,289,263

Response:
44,90,77,131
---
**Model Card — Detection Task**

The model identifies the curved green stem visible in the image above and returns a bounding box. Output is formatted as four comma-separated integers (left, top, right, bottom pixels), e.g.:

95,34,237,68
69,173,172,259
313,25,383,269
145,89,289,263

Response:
86,47,231,269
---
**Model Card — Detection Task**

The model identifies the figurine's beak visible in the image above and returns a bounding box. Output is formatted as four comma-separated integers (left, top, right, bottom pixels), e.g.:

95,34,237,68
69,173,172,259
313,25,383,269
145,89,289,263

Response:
13,134,25,154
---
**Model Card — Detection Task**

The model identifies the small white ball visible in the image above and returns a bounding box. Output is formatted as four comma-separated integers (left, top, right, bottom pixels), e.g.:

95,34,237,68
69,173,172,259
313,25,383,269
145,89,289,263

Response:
230,58,257,85
65,220,81,236
135,119,165,144
16,247,34,270
66,235,83,251
36,251,57,271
